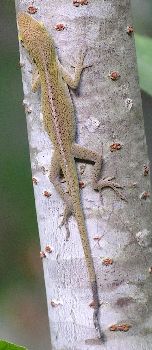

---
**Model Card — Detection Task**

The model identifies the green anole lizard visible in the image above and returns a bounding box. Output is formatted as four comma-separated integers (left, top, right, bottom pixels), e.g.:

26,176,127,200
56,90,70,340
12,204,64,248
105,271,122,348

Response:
17,12,125,341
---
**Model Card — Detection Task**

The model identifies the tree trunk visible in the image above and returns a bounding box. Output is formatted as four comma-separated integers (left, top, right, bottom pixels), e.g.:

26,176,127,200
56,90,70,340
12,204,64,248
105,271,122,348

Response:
15,0,152,349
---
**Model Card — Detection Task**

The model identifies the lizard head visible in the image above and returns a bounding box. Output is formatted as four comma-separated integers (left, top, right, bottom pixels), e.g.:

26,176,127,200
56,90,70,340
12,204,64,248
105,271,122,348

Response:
17,12,54,64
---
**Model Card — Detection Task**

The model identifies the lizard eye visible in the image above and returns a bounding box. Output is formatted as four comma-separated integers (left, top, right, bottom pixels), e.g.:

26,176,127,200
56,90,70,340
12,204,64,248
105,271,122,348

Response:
33,58,36,64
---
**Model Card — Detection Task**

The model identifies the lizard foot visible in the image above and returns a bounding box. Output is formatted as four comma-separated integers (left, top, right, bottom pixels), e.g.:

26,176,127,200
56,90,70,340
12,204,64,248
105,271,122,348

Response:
71,47,92,70
94,177,127,201
59,200,73,240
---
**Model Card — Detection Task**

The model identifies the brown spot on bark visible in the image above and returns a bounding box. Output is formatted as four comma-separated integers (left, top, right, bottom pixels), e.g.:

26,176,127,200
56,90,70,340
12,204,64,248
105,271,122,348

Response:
73,0,88,6
27,6,37,14
127,26,134,35
115,297,134,307
110,142,122,152
109,323,131,332
109,71,120,80
55,23,65,31
43,190,52,197
143,165,149,176
102,258,113,266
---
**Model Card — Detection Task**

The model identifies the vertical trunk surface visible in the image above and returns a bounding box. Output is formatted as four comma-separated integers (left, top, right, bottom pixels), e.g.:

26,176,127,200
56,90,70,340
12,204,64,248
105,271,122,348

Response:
15,0,152,349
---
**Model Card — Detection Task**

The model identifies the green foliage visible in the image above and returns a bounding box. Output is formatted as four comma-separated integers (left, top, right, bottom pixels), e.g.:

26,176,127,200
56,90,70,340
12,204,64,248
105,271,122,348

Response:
0,340,27,350
131,0,152,36
135,34,152,96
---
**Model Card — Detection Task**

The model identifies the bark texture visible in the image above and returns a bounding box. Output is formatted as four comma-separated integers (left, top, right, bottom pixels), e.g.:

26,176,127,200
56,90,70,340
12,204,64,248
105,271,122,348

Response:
15,0,152,349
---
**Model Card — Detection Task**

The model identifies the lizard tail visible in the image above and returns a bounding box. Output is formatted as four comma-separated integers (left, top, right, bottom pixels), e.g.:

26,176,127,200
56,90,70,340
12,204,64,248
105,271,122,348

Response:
65,158,105,341
71,185,105,342
63,154,105,343
65,157,96,283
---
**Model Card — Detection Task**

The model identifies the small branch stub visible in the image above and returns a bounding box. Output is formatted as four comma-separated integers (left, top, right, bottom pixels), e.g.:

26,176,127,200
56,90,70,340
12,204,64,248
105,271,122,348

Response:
32,177,38,185
50,299,62,307
40,246,53,258
143,165,149,176
27,6,38,14
110,142,122,152
45,245,53,253
22,100,32,114
140,191,150,200
40,251,47,259
127,26,134,35
108,71,120,81
102,258,113,266
43,190,52,197
109,323,131,332
55,23,65,31
73,0,88,7
79,181,85,189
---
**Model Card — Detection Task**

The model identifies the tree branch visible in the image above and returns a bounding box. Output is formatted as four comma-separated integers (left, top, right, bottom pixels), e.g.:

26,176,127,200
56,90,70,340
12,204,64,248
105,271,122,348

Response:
15,0,152,348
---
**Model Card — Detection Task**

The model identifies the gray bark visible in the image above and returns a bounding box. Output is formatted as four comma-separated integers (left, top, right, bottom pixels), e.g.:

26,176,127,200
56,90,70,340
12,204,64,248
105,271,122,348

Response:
15,0,152,349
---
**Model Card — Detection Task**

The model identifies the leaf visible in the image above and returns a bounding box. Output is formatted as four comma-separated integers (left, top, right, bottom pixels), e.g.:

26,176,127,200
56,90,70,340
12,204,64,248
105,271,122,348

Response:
0,340,27,350
135,34,152,96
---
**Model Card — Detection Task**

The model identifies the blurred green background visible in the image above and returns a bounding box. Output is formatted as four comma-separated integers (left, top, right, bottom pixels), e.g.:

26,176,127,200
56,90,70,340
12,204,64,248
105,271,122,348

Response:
0,1,152,349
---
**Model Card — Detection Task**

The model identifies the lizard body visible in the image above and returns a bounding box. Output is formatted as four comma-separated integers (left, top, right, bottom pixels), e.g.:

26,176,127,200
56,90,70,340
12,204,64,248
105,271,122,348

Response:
17,13,125,341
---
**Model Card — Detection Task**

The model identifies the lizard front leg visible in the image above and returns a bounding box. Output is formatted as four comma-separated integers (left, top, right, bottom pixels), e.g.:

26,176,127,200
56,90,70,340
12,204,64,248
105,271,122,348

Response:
71,143,126,201
58,49,88,89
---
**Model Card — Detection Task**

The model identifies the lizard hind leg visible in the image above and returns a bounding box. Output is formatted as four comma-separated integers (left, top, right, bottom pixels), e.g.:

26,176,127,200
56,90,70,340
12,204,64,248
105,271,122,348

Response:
71,143,126,201
49,152,74,240
59,198,74,241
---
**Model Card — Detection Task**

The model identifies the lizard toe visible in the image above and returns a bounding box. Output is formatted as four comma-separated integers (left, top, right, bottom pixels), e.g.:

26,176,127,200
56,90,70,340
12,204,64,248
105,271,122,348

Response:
94,178,127,201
